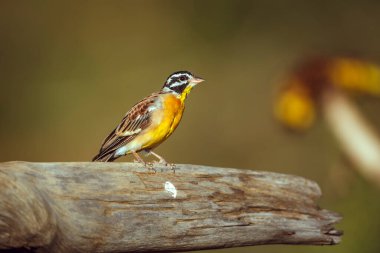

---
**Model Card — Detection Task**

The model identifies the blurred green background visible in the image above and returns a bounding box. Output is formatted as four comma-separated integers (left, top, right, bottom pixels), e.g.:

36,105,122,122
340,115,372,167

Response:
1,1,380,252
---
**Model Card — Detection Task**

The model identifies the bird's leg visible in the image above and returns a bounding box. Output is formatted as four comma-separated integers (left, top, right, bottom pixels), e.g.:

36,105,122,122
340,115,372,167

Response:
132,151,155,172
149,151,167,164
148,150,176,172
132,151,145,163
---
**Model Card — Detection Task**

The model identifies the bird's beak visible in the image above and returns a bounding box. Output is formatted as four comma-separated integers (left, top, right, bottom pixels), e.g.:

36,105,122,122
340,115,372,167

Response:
190,77,205,84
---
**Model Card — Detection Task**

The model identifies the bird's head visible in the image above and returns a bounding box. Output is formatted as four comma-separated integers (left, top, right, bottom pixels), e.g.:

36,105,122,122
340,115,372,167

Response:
162,71,204,96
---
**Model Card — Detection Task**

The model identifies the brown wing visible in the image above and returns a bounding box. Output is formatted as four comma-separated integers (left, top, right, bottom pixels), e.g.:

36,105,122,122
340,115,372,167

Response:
92,93,160,161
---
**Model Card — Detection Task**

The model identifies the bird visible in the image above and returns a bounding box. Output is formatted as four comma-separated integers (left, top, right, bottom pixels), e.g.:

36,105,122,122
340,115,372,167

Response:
92,71,204,165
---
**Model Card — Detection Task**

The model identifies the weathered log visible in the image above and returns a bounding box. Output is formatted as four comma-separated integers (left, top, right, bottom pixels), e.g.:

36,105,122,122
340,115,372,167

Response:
0,162,341,252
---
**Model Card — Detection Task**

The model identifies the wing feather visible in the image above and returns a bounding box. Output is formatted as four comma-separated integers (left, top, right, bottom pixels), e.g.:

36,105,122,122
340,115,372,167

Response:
92,93,160,161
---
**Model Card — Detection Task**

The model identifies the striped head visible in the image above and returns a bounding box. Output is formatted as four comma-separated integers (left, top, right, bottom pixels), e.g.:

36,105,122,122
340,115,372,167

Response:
162,71,204,95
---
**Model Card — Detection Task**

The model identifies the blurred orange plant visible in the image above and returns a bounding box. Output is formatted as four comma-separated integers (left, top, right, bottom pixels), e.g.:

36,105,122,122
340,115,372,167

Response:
275,57,380,130
275,56,380,187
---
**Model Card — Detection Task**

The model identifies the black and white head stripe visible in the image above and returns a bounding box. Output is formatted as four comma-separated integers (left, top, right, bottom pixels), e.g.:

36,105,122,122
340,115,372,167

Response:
162,71,194,93
162,70,205,94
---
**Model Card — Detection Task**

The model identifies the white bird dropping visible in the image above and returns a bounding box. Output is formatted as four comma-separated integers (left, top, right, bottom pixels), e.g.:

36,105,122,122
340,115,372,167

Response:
164,181,177,198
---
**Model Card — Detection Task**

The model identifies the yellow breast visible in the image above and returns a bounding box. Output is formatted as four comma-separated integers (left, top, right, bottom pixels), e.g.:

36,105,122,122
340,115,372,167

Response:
139,93,184,150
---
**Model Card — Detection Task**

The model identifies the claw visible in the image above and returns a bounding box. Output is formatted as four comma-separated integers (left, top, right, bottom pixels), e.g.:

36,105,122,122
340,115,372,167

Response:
146,162,156,173
169,163,176,174
151,160,176,173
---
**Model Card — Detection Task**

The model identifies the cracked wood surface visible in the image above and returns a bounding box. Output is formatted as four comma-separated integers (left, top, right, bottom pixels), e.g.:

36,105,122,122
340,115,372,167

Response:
0,162,341,252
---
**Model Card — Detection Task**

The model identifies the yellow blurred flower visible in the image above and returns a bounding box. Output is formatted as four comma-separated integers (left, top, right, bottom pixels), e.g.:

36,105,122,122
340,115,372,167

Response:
275,80,316,130
329,58,380,95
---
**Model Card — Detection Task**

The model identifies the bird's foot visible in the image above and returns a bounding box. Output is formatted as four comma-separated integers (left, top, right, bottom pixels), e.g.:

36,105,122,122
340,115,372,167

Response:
169,163,176,174
146,162,156,173
133,159,156,173
152,159,176,173
164,162,176,173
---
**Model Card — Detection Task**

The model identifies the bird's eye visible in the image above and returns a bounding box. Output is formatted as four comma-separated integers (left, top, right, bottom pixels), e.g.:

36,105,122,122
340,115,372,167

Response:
180,76,186,81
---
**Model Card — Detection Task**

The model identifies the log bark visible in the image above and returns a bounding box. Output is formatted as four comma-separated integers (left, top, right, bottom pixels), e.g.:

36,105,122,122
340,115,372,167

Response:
0,162,341,253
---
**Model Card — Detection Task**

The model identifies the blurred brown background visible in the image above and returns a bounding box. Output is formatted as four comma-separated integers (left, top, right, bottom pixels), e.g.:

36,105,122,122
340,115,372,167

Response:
1,1,380,252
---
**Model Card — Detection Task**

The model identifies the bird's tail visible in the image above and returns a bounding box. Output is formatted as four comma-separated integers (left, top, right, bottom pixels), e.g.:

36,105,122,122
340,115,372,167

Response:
92,151,117,162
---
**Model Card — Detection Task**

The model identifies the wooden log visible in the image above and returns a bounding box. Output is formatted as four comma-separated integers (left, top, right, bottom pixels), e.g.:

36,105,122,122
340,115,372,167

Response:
0,162,341,252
